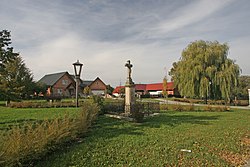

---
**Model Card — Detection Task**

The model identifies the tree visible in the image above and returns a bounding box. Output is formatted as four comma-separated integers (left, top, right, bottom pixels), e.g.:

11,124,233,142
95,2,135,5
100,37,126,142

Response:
162,76,168,98
170,40,240,103
233,75,250,99
106,84,114,95
83,86,91,96
33,82,47,97
0,30,34,101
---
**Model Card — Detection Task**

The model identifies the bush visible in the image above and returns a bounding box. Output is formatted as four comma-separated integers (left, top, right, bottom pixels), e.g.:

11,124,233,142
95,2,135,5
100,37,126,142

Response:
103,102,124,113
160,104,169,111
8,101,78,108
171,104,184,111
204,105,230,112
184,103,195,111
0,101,99,166
91,95,104,115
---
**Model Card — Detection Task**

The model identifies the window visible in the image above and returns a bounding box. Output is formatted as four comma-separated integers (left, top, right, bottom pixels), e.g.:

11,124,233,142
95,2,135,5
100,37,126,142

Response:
57,89,62,95
62,80,68,85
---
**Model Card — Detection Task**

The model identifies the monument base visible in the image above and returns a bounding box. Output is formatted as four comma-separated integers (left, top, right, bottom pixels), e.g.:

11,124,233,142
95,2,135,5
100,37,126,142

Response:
125,84,135,114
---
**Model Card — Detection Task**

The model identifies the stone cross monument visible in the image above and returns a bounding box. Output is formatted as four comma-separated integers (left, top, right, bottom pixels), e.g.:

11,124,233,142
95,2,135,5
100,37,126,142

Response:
125,60,135,114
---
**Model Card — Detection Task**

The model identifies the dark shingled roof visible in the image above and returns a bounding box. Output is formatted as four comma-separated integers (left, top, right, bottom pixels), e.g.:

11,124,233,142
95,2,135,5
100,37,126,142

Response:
81,80,93,87
38,72,70,86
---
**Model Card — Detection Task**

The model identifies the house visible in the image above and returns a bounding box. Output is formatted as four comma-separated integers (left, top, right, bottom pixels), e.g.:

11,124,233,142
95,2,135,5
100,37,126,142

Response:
146,82,175,96
112,81,178,97
113,86,125,97
39,72,75,97
38,72,106,97
81,77,107,95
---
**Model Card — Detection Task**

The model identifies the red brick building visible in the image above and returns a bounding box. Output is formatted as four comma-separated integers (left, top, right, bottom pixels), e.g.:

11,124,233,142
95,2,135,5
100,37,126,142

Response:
39,72,106,97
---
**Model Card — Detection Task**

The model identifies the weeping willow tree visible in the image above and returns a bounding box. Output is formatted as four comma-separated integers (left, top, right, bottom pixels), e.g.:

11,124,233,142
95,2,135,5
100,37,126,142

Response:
170,40,240,103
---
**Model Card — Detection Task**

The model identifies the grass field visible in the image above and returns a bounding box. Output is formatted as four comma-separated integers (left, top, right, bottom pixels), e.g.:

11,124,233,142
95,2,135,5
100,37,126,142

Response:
27,109,250,167
0,106,80,133
0,105,249,166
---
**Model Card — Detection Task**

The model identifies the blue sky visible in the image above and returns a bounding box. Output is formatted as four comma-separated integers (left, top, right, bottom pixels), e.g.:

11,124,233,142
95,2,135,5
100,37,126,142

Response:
1,0,250,87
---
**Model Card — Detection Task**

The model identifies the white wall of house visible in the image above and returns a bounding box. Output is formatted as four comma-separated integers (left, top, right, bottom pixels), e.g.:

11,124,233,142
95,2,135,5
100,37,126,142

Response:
113,93,119,97
149,91,162,95
92,90,105,95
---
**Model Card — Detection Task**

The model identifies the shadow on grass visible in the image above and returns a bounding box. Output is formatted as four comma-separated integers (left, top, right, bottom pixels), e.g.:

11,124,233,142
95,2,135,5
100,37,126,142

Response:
33,113,221,166
88,116,144,139
87,113,221,140
142,113,221,128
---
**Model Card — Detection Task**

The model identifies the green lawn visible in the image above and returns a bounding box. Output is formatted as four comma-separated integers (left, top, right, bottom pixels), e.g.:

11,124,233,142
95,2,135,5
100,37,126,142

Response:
0,106,79,132
30,109,250,167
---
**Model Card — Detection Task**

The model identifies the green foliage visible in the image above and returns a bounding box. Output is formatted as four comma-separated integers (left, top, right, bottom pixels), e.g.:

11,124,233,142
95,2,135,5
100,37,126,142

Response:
0,30,34,101
170,40,240,103
34,110,250,166
8,101,79,108
162,77,168,97
233,75,250,99
83,86,91,96
33,82,47,97
106,84,114,95
91,95,104,114
103,101,124,113
0,101,99,166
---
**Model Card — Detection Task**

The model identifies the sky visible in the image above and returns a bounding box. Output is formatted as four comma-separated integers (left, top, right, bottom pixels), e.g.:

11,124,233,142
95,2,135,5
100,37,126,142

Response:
1,0,250,87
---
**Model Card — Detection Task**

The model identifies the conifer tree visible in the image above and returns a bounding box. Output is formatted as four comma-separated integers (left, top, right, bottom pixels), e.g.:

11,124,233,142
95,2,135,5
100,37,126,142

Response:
0,30,34,101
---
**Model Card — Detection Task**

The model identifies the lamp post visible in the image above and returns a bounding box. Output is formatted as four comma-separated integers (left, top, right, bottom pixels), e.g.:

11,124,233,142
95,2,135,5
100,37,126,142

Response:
73,60,83,107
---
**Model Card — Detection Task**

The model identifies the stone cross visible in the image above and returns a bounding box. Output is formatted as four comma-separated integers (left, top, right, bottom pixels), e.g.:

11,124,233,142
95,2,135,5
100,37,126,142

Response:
124,60,135,115
125,60,133,79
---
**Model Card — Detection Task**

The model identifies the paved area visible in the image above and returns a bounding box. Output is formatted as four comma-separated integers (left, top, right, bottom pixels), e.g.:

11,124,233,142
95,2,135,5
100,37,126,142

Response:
154,99,250,110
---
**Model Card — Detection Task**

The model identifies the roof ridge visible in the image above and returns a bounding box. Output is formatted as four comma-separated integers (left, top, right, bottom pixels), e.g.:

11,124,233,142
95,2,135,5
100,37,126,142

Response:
44,71,68,76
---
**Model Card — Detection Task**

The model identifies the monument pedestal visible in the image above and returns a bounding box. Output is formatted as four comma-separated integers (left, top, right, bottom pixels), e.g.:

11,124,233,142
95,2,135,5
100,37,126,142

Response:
124,60,136,115
125,82,135,114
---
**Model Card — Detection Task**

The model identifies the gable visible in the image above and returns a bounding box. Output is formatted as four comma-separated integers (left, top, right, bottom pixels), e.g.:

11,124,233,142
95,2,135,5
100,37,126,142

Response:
89,77,106,90
38,72,75,87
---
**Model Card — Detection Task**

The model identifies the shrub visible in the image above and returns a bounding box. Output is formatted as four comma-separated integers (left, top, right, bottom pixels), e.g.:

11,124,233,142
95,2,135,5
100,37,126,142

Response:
160,104,169,111
103,102,124,113
184,103,195,111
8,101,79,108
203,105,230,112
0,101,99,166
92,96,104,115
172,104,184,111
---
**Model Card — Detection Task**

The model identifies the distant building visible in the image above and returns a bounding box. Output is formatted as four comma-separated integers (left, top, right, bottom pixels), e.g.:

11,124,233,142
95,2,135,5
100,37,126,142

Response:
112,81,178,97
38,71,106,97
81,77,106,96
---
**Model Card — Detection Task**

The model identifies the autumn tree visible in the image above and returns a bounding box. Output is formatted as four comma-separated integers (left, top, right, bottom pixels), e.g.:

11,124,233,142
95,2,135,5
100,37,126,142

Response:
170,40,240,103
162,76,168,98
83,86,91,96
0,30,34,102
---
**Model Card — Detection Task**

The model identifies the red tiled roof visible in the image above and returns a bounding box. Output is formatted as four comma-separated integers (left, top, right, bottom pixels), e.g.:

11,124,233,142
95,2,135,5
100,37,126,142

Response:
146,82,174,91
113,82,174,94
112,86,124,94
135,84,147,90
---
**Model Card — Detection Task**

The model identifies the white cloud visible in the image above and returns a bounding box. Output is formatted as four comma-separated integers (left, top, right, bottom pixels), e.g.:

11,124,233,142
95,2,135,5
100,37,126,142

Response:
1,0,250,87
